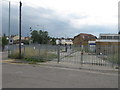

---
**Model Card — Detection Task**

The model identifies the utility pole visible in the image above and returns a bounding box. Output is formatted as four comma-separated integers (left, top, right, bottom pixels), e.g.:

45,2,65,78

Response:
19,1,22,59
8,1,10,40
8,1,11,56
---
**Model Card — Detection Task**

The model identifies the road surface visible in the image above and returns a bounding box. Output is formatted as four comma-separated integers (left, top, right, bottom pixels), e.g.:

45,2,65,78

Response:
2,62,118,88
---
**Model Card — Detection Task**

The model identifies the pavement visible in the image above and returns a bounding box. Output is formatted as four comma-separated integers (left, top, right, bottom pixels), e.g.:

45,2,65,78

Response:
1,58,119,74
37,61,119,74
2,62,118,88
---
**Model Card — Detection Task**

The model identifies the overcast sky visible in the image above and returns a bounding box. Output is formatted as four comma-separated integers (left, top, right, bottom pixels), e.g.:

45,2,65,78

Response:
2,0,119,38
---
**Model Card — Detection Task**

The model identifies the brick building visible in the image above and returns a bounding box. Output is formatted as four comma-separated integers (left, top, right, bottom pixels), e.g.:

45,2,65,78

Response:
73,33,97,46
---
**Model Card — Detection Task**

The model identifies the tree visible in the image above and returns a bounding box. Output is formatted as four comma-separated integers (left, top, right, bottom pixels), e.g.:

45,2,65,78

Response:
2,34,8,51
39,30,50,44
31,30,50,44
50,37,56,45
31,30,39,43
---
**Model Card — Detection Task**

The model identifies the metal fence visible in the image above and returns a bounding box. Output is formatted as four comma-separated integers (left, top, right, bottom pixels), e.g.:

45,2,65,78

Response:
8,44,118,69
8,44,58,61
58,45,118,69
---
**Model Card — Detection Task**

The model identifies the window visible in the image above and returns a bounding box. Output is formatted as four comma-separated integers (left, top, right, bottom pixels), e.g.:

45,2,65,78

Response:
113,36,119,40
100,36,106,39
107,36,112,39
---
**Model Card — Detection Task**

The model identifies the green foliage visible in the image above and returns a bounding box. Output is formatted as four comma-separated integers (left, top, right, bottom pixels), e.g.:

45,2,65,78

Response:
8,52,24,59
47,53,58,59
31,30,50,44
9,47,57,64
50,37,56,45
22,40,29,45
25,57,45,63
31,30,39,43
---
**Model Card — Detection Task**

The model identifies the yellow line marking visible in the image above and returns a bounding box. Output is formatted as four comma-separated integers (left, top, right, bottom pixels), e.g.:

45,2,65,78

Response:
0,59,29,65
1,59,15,63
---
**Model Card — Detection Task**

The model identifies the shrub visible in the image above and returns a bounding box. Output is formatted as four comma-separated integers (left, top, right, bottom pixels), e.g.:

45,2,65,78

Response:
9,46,57,63
25,57,45,62
8,50,24,59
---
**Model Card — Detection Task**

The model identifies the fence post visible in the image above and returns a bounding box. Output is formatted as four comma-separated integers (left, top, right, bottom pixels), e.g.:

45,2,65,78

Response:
39,44,40,58
57,45,60,63
81,49,83,66
118,44,120,69
112,45,115,67
8,46,10,58
23,45,25,58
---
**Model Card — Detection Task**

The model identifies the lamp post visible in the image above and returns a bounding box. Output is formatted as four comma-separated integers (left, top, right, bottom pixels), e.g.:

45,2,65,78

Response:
8,1,11,56
19,1,22,59
8,1,10,40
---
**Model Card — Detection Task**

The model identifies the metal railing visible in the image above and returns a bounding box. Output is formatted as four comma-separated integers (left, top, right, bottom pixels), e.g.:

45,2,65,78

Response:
8,44,118,69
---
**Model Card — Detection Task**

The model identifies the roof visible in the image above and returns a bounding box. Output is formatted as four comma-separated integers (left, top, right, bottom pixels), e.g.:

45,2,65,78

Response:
74,33,97,38
99,33,119,36
12,35,25,40
56,38,74,40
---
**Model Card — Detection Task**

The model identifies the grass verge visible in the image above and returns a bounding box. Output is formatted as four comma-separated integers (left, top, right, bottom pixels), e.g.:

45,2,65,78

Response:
8,47,57,64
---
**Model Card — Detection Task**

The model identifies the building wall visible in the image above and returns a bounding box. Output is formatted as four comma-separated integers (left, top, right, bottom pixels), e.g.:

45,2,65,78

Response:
96,42,119,55
96,33,119,46
56,39,73,45
73,33,96,46
96,42,119,53
96,42,119,46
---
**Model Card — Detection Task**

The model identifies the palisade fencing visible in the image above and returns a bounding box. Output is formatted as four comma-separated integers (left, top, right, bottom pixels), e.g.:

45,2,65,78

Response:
95,45,118,66
8,44,58,62
9,44,118,69
58,45,118,69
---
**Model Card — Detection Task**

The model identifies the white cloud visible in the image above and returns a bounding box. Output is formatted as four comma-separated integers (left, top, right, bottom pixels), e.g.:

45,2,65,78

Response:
69,15,117,28
18,0,118,27
3,0,119,37
8,0,118,25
